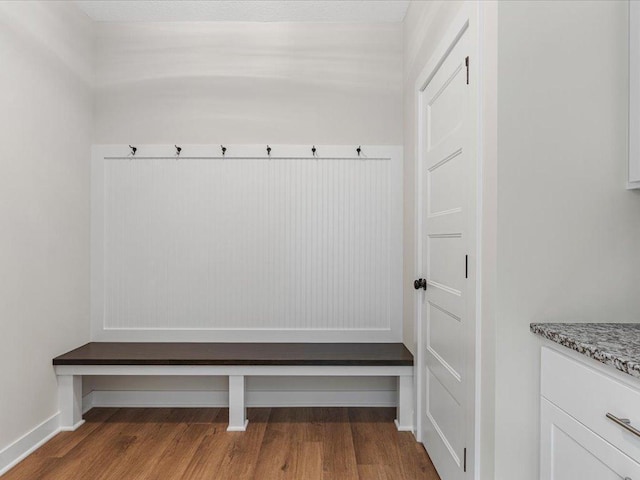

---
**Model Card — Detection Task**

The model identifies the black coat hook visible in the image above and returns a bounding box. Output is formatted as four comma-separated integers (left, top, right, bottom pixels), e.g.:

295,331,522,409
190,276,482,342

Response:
356,146,362,157
129,145,137,156
221,145,227,156
175,145,182,156
267,145,272,156
312,145,317,157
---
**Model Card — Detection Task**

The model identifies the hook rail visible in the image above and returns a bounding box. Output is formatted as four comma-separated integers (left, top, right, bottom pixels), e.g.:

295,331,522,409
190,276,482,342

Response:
105,145,383,160
104,156,387,160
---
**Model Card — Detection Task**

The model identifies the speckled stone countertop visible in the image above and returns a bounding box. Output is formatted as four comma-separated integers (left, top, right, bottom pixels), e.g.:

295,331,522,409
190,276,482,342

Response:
530,323,640,379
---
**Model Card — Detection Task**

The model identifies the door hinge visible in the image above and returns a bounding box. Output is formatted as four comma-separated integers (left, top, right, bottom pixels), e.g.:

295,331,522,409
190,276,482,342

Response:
463,447,467,472
465,56,470,85
465,255,468,279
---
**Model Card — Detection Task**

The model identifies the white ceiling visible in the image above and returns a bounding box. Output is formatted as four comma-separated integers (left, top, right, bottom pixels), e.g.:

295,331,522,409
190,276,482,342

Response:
75,1,411,23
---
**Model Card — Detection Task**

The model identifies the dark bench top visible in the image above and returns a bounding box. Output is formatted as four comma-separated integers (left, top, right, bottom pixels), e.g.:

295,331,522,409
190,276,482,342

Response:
53,342,414,367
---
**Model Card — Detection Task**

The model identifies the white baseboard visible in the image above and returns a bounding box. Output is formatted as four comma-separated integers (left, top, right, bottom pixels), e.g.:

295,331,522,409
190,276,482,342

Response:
84,390,228,410
83,389,397,411
247,390,397,407
0,413,61,477
59,420,85,432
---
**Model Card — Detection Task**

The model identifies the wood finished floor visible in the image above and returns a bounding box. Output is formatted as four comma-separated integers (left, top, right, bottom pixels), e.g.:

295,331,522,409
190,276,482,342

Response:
4,407,440,480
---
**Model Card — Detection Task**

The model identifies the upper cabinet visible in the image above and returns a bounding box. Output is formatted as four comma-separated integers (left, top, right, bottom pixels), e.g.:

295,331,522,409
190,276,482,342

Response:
630,2,640,188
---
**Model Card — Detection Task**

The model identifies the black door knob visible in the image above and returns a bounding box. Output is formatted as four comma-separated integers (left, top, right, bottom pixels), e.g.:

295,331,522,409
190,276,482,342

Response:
414,278,427,290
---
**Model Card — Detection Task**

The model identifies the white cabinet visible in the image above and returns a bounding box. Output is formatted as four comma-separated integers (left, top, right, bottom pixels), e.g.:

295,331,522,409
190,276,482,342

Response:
541,399,640,480
630,1,640,189
540,347,640,480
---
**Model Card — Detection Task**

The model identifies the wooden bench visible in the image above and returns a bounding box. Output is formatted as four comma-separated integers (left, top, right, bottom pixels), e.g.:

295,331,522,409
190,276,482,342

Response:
53,342,414,432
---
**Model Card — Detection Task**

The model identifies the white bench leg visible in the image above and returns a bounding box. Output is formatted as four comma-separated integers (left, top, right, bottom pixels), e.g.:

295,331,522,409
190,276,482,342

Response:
58,375,84,431
395,374,414,432
227,375,248,431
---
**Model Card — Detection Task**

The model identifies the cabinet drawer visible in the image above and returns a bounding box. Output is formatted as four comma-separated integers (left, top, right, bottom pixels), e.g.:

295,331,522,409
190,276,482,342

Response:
541,398,640,480
542,347,640,462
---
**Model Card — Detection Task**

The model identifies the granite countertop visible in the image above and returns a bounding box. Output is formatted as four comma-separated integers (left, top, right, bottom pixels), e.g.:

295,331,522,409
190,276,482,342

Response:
530,323,640,379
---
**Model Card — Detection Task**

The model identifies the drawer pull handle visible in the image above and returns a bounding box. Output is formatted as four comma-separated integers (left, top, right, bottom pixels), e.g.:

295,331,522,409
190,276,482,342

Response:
606,413,640,438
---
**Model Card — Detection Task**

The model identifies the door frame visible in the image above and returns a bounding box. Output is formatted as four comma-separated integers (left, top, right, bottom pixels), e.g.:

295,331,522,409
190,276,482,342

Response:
414,2,483,478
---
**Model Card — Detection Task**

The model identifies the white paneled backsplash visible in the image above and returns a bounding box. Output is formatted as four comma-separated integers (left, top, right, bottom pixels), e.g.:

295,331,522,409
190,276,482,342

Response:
91,145,402,342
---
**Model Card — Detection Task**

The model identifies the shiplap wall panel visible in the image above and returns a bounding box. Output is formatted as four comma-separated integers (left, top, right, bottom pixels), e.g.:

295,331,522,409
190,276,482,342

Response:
92,145,402,342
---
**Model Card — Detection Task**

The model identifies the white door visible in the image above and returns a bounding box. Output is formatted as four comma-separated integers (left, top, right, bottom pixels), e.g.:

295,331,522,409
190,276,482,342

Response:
416,10,477,480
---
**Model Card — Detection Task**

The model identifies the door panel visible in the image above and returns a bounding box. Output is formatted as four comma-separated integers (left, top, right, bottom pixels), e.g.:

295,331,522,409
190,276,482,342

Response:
426,344,463,405
428,148,464,216
427,234,464,292
426,286,463,324
427,63,466,150
418,14,476,480
427,369,465,460
427,302,463,379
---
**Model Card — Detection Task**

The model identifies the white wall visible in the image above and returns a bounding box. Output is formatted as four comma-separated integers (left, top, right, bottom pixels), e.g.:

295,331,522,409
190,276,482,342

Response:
0,0,92,454
496,1,640,479
93,22,402,145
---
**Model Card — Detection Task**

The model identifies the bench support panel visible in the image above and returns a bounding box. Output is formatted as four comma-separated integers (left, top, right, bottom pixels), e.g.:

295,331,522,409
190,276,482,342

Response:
58,375,84,431
395,375,414,432
227,375,248,432
54,365,414,433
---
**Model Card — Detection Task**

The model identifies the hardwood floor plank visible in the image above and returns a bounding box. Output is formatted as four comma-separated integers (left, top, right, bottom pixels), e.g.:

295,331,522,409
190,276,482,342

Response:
179,409,235,480
35,408,120,459
141,423,213,480
5,409,138,480
396,430,441,480
357,464,391,480
136,407,224,480
302,407,325,442
2,408,121,480
164,407,221,424
42,434,136,480
71,408,168,480
294,441,323,479
51,409,169,480
101,419,190,479
2,407,438,480
321,408,359,480
2,457,60,480
207,408,270,480
349,408,402,466
253,408,301,479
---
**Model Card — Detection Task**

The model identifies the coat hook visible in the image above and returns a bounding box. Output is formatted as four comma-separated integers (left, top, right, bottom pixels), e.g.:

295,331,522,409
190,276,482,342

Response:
129,145,137,156
221,145,227,156
312,145,317,157
267,145,272,156
175,145,182,156
356,145,362,157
